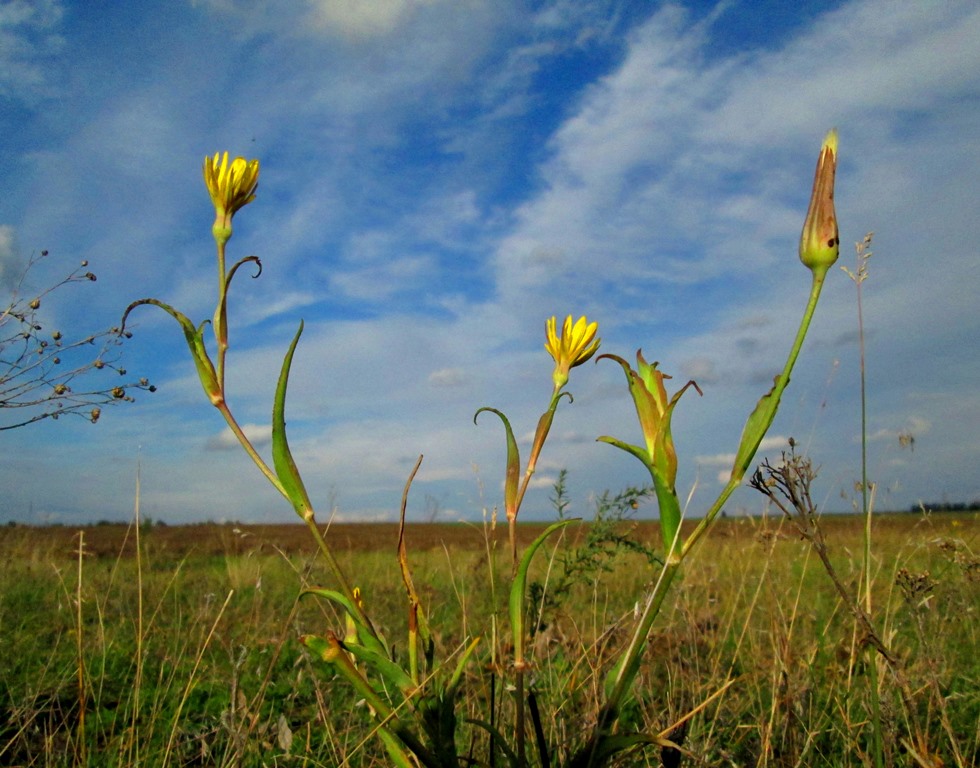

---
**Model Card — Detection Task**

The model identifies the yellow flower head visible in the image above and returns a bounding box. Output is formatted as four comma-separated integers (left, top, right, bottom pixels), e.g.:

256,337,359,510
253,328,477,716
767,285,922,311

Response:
545,315,600,390
203,152,260,240
799,129,839,276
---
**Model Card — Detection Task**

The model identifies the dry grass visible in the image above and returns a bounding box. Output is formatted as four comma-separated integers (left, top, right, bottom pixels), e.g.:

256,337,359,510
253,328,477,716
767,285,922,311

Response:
0,510,977,767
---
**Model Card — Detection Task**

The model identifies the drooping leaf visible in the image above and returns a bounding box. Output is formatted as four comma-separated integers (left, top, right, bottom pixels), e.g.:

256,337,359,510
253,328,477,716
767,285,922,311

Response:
474,407,520,521
121,298,220,402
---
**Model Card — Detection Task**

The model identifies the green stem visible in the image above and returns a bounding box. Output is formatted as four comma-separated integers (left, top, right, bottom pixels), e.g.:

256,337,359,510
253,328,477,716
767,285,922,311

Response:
599,557,680,730
601,267,831,733
214,240,229,391
216,397,361,622
303,514,360,619
215,401,288,497
515,669,526,766
685,268,828,556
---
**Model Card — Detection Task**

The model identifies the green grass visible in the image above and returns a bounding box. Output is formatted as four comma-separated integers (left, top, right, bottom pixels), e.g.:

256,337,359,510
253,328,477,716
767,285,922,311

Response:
1,512,977,767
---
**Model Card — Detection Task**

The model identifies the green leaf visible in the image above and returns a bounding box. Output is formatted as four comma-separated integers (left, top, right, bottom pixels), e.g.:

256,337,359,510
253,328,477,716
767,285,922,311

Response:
596,435,649,466
730,376,780,484
375,727,417,768
510,518,577,665
272,321,314,519
302,587,389,658
474,407,520,520
447,636,481,693
345,643,416,698
122,298,220,402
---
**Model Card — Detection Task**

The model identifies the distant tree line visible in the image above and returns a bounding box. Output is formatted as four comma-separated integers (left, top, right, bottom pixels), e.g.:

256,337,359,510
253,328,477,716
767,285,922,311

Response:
911,501,979,513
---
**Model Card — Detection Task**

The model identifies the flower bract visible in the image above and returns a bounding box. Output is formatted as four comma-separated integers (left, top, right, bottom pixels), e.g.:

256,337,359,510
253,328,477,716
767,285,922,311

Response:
799,129,839,275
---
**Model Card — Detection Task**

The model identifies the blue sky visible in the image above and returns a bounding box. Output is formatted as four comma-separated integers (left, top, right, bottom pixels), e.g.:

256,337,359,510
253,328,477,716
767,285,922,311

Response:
2,0,978,525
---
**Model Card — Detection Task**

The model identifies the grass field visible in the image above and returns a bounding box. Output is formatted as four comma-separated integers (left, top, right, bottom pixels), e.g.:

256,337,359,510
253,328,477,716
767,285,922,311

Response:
1,511,977,767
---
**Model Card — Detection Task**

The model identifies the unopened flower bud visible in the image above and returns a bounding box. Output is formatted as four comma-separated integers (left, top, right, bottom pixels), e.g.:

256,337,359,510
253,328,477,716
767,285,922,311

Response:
799,129,840,275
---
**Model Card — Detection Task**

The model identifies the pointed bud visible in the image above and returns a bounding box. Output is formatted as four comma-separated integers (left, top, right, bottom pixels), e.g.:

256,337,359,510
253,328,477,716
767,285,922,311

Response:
799,129,840,276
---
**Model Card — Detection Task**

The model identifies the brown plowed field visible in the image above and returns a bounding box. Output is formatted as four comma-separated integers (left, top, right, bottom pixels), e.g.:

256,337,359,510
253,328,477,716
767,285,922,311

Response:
1,511,973,560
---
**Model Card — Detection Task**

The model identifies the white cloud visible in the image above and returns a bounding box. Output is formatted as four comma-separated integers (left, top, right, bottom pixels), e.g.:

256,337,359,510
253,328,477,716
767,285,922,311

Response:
0,225,21,289
306,0,448,40
207,423,273,451
429,368,466,388
2,1,979,523
0,0,64,102
696,436,792,469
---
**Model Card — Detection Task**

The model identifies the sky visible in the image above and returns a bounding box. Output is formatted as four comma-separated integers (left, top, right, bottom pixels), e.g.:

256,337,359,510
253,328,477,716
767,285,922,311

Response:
1,0,978,526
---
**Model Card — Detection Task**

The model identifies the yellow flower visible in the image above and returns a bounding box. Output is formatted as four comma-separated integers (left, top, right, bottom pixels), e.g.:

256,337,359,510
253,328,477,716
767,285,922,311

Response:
799,129,839,276
545,315,600,390
203,152,260,241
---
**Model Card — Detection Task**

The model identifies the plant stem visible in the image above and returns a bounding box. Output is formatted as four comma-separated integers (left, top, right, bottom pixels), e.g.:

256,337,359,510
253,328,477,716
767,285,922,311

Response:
75,531,87,766
216,394,360,614
599,267,831,745
215,401,289,497
215,240,229,391
853,247,885,768
686,267,828,556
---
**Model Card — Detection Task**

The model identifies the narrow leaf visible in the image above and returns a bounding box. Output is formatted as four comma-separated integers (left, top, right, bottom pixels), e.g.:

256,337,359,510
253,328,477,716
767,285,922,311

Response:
272,321,314,518
510,519,577,665
474,407,520,521
302,587,389,658
730,377,779,484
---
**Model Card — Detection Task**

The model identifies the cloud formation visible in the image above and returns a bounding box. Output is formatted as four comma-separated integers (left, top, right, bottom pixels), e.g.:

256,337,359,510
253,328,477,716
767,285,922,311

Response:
1,0,978,524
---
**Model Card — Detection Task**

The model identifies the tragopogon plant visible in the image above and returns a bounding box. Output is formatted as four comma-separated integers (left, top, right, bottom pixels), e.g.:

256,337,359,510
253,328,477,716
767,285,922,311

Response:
126,130,840,767
567,129,841,766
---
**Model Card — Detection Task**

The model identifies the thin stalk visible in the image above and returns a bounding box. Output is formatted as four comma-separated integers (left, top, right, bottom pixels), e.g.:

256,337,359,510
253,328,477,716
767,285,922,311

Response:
130,464,145,768
685,267,829,557
215,393,358,610
214,240,229,390
853,247,885,768
161,590,235,768
214,401,289,497
599,557,680,730
208,242,360,611
516,669,526,765
302,515,361,620
75,532,87,767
